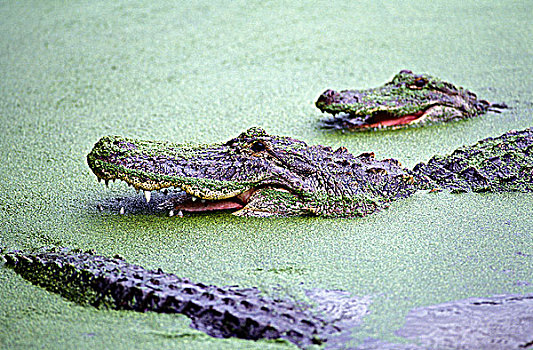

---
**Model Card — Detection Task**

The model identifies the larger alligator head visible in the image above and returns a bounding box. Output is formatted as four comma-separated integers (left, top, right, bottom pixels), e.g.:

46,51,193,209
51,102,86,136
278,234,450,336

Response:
316,70,506,131
87,127,418,217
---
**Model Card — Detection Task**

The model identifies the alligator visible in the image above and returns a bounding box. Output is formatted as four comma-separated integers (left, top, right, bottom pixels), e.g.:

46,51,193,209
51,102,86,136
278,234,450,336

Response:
315,70,507,131
2,248,366,347
87,127,533,218
4,250,532,348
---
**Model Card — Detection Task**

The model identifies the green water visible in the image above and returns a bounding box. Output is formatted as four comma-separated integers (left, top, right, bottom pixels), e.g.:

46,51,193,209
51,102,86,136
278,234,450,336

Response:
1,1,532,349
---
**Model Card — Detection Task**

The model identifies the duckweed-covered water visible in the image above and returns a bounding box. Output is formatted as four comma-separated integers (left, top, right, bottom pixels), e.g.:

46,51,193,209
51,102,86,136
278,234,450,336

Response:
1,1,532,349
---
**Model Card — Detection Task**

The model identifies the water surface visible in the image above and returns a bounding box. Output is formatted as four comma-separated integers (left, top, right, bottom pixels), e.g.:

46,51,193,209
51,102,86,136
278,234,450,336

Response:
1,1,532,348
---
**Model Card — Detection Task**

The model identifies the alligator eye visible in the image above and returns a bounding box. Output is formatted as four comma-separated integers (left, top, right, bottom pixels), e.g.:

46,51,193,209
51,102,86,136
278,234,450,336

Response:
414,77,427,87
250,141,266,153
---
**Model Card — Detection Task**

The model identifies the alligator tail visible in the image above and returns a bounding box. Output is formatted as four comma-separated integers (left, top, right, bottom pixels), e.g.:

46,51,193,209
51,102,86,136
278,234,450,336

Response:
2,249,342,347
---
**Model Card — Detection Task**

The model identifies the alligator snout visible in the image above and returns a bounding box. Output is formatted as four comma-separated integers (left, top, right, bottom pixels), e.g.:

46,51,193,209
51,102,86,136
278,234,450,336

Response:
316,89,340,105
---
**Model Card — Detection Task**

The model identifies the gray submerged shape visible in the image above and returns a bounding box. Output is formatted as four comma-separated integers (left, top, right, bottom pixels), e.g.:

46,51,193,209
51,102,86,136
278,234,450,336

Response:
355,294,533,350
3,249,369,347
396,293,533,349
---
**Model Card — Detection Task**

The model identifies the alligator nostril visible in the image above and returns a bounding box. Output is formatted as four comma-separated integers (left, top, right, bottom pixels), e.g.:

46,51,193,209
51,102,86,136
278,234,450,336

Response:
317,89,338,104
324,89,336,97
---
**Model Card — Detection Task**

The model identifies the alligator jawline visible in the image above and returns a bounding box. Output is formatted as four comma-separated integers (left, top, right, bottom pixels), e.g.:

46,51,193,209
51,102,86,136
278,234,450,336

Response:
164,185,298,214
324,108,432,130
172,197,245,212
98,175,297,215
169,188,256,213
360,110,426,129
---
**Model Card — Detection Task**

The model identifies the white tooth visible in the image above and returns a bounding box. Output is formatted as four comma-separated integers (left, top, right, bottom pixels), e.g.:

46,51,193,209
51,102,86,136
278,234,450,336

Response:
177,210,183,217
119,207,125,215
191,196,197,202
201,199,206,204
169,210,174,217
144,191,151,203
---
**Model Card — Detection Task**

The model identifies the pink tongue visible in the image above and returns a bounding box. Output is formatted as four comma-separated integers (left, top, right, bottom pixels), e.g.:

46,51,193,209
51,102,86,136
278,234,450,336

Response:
174,199,244,212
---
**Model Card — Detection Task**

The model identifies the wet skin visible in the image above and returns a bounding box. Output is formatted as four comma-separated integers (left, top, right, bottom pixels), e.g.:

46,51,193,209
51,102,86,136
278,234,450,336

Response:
316,70,507,131
87,127,533,218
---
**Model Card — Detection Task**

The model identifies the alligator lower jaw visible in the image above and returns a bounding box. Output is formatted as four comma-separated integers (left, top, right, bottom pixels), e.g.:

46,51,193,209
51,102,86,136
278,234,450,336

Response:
173,200,244,212
92,172,252,214
347,105,465,130
94,175,292,216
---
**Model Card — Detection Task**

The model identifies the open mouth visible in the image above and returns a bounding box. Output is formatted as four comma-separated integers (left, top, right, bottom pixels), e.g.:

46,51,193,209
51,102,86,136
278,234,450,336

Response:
94,173,293,217
158,187,258,215
354,110,426,129
321,109,428,130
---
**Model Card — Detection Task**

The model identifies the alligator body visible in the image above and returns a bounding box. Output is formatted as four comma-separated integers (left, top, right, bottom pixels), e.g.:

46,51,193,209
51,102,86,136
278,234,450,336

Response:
316,70,507,131
3,249,362,347
87,127,533,218
414,129,533,193
5,250,532,348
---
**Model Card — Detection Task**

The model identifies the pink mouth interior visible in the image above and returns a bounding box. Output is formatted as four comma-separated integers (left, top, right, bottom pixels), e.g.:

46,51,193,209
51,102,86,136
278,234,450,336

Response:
354,110,425,129
173,188,256,212
174,200,244,212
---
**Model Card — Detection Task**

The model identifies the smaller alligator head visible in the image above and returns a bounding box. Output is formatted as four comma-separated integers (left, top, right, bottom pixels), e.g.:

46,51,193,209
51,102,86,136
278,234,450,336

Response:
87,127,418,217
316,70,507,131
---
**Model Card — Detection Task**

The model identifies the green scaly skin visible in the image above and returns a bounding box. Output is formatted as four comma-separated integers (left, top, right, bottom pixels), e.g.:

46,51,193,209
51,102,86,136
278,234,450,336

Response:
87,127,533,218
316,70,507,131
2,248,349,347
